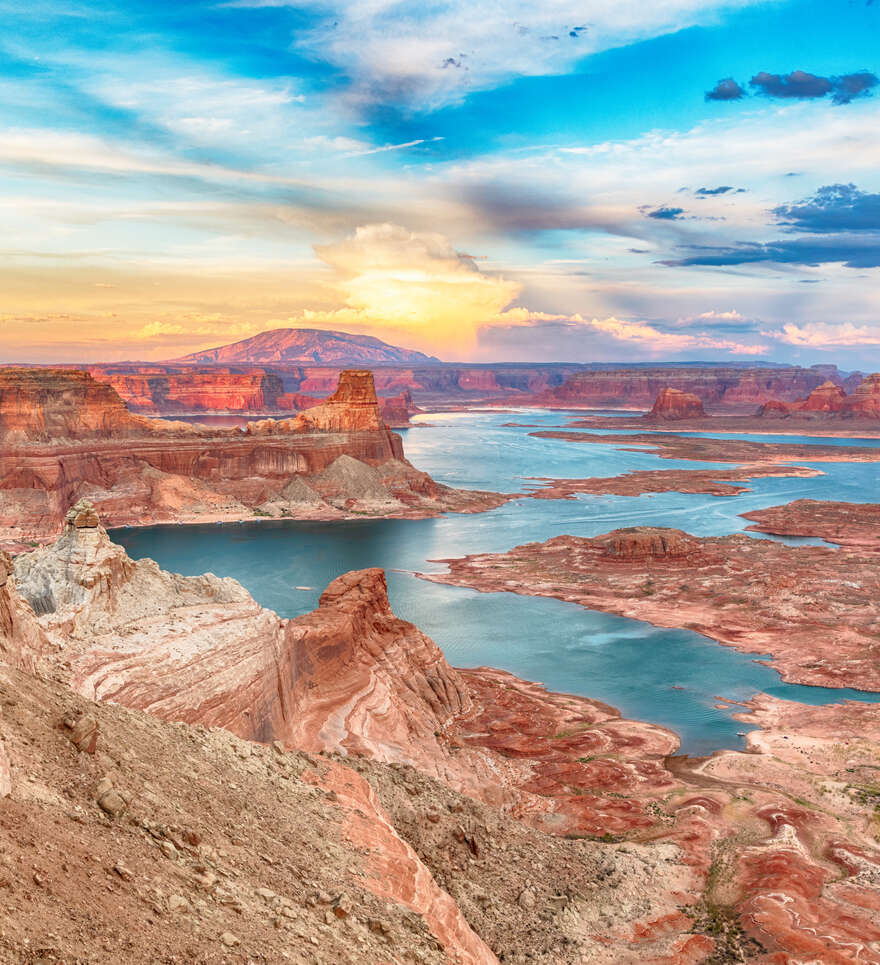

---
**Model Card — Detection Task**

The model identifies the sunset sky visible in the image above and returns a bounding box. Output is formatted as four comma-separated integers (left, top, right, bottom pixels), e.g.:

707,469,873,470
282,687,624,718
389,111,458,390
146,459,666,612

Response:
1,0,879,365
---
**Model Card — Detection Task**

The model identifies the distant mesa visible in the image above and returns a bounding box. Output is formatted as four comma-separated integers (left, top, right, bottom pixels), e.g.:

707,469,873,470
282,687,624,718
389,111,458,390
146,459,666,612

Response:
646,386,706,421
169,327,441,366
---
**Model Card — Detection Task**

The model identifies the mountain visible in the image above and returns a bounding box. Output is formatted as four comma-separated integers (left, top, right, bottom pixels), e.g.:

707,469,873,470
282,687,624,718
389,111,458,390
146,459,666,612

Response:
170,327,441,366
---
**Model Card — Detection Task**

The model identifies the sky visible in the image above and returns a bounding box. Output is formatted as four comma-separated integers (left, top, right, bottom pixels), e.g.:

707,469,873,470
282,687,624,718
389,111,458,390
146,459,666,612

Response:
1,0,879,366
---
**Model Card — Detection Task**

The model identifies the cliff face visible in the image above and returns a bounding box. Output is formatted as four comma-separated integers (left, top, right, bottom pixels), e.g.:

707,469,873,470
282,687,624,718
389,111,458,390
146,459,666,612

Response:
93,368,286,414
289,369,385,433
538,366,833,411
646,387,706,420
758,372,880,419
0,369,162,443
0,549,49,673
0,369,502,546
843,371,880,417
380,388,420,428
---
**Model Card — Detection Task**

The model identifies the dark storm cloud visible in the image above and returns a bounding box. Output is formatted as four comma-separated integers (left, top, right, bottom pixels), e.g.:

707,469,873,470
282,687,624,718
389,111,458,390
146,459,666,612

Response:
748,69,878,103
707,71,877,106
694,186,747,196
646,206,685,220
705,78,745,101
774,184,880,232
750,70,832,99
830,71,879,103
661,236,880,269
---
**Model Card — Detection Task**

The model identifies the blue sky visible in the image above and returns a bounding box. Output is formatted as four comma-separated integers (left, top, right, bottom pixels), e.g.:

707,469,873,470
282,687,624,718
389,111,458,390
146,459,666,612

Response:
1,0,878,364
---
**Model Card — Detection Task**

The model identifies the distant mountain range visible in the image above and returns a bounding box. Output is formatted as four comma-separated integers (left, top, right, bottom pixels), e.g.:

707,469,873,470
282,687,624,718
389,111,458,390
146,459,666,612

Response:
170,328,441,366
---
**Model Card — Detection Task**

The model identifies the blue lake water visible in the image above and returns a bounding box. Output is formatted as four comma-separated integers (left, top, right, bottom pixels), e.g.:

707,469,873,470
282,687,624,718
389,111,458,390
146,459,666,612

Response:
113,409,880,756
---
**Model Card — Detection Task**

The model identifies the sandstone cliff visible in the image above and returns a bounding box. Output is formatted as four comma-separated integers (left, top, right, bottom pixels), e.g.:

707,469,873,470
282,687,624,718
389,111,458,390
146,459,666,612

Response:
757,372,880,420
536,365,835,411
12,506,470,769
0,369,506,546
645,386,706,420
0,368,170,443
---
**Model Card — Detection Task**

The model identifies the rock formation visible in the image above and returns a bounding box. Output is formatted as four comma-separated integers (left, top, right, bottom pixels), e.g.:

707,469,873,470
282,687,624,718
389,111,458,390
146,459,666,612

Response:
534,364,836,411
288,369,386,433
12,507,469,770
645,386,706,420
598,527,702,560
0,368,166,443
0,548,49,672
757,372,880,420
380,388,420,427
0,369,507,547
843,371,880,417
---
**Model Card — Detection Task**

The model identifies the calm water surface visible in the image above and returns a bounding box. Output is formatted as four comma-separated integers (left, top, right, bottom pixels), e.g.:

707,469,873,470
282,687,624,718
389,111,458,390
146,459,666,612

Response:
113,409,880,755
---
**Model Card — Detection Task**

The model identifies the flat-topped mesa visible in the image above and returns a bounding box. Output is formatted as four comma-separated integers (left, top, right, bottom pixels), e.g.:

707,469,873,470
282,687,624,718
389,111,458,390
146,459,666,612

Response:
598,527,703,561
0,368,168,443
646,387,706,421
0,367,506,542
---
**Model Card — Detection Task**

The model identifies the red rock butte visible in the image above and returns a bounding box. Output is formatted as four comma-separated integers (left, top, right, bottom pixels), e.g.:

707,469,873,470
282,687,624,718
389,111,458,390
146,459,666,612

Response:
646,386,707,420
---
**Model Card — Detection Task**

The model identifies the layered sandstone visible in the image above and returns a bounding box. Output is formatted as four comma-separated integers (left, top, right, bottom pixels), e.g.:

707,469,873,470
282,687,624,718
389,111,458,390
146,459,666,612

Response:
742,499,880,550
0,368,166,443
757,372,880,420
380,389,421,427
0,369,507,546
533,365,835,412
646,387,706,421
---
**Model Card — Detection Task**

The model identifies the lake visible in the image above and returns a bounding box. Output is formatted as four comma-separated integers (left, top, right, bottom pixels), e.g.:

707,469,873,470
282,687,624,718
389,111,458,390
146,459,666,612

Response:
113,409,880,755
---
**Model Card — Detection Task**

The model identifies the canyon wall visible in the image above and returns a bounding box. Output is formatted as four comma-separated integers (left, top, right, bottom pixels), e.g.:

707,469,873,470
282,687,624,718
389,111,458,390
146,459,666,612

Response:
757,371,880,419
0,369,502,547
535,365,839,411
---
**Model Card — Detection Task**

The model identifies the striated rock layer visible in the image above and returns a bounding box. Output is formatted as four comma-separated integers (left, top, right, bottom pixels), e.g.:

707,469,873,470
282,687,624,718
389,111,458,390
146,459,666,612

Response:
757,372,880,420
0,369,507,547
532,364,838,412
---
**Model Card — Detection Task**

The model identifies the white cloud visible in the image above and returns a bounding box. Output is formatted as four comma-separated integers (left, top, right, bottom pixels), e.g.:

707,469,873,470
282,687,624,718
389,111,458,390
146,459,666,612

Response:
238,0,779,110
764,322,880,347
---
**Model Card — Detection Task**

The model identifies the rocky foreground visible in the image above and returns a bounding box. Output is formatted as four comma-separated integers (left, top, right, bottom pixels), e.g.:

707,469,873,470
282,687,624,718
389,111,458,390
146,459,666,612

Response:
0,368,506,550
2,503,880,962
